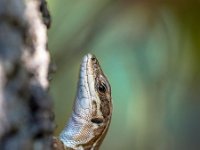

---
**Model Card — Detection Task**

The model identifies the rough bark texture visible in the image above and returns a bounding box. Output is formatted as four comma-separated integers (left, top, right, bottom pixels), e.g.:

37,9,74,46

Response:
0,0,54,149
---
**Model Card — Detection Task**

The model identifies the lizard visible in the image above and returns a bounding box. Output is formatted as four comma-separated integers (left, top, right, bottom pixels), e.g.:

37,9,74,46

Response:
52,54,112,150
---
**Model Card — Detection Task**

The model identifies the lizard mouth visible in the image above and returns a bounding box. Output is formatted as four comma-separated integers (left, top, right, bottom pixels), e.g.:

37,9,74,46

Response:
76,54,98,111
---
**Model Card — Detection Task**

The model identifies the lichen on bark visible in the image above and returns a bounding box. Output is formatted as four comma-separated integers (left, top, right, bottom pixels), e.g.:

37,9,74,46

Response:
0,0,54,149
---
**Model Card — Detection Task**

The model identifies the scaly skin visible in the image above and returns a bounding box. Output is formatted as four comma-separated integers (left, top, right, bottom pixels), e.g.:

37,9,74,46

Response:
52,54,112,150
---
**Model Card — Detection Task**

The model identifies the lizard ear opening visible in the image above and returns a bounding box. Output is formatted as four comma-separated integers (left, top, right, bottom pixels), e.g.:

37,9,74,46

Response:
91,118,103,124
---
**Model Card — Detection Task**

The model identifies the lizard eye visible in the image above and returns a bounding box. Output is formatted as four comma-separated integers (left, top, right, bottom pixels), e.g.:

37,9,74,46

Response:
98,82,107,94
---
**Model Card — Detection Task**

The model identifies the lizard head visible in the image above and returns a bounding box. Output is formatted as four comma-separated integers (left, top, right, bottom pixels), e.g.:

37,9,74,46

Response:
74,54,112,149
77,53,112,123
60,53,112,150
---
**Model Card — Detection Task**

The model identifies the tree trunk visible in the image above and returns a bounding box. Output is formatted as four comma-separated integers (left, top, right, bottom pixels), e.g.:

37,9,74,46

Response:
0,0,54,149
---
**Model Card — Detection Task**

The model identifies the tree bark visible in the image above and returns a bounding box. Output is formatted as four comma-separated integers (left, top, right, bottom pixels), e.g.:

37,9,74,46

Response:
0,0,54,149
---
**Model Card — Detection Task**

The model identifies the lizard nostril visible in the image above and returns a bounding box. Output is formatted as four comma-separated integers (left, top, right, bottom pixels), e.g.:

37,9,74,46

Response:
91,57,96,62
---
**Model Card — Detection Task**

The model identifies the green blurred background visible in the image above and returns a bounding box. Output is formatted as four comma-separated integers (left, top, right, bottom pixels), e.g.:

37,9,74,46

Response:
47,0,200,150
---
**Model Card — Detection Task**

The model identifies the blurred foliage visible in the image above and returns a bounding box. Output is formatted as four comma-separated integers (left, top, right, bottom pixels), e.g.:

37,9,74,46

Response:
47,0,200,150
